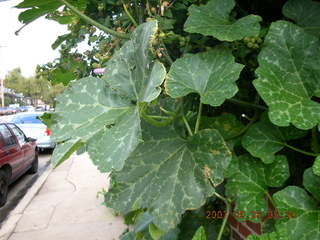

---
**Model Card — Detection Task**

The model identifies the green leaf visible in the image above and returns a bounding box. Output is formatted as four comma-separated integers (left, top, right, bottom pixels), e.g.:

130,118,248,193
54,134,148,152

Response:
192,226,206,240
51,138,83,167
87,108,142,172
265,155,290,188
120,232,136,240
166,48,244,106
282,0,320,37
247,224,289,240
16,0,62,25
303,168,320,201
184,0,262,41
50,68,77,85
51,76,140,171
149,223,165,240
39,112,52,128
253,21,320,130
51,22,165,172
313,156,320,176
242,115,306,164
225,155,289,221
273,186,320,240
51,77,132,142
135,212,153,233
201,113,244,139
105,124,231,230
103,21,166,102
52,34,72,50
16,0,59,8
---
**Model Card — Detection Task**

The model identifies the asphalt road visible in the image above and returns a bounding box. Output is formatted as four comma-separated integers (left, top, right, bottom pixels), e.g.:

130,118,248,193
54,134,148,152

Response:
0,151,52,223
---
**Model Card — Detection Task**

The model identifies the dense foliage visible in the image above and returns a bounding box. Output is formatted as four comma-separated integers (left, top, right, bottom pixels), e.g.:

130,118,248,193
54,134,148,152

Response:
16,0,320,239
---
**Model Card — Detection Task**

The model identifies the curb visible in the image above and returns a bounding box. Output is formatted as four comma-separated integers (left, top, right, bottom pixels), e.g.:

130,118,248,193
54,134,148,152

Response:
0,164,53,240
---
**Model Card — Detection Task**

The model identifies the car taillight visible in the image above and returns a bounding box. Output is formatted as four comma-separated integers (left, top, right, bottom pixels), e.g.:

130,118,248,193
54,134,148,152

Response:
45,128,51,136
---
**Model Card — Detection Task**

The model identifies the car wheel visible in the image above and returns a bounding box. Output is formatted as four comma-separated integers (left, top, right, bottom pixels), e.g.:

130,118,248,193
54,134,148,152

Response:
0,170,8,207
28,152,38,174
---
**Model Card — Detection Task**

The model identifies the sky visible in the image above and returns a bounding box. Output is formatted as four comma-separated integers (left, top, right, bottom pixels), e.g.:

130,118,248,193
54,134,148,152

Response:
0,0,68,79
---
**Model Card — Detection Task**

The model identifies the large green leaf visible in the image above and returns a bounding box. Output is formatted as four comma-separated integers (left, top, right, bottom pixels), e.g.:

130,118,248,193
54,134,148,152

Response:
303,168,320,201
282,0,320,37
165,48,244,106
201,113,244,139
105,124,232,230
51,77,133,143
225,155,289,221
87,108,142,172
51,76,139,171
253,21,320,130
184,0,262,41
273,186,320,240
242,115,306,164
103,21,166,102
313,156,320,176
50,21,166,172
51,138,83,167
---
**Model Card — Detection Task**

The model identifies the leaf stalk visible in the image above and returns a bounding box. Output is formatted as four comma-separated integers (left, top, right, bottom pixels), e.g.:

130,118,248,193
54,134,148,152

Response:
227,98,267,111
283,143,319,157
194,102,203,134
214,192,231,240
123,3,138,27
182,115,193,136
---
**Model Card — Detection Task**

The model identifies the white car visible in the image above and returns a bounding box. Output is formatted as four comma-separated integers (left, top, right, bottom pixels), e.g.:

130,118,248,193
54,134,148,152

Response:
5,112,55,151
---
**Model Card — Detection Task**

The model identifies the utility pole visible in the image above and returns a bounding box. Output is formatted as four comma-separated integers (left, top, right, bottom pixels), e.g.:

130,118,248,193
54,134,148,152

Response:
0,46,6,107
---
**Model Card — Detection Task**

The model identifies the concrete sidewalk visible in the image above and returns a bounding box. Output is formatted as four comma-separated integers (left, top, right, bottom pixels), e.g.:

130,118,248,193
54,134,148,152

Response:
6,153,126,240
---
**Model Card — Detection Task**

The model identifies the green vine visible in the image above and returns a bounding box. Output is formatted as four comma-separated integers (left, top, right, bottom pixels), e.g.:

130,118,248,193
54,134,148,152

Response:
16,0,320,239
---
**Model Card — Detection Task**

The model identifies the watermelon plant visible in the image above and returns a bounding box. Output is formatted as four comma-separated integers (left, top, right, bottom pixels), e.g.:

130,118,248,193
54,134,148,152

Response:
16,0,320,239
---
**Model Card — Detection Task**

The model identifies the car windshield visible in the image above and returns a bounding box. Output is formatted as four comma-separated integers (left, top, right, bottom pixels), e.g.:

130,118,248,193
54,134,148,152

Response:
12,115,42,124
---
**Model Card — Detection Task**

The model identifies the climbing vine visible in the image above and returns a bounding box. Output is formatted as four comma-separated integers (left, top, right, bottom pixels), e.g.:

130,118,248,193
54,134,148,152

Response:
16,0,320,239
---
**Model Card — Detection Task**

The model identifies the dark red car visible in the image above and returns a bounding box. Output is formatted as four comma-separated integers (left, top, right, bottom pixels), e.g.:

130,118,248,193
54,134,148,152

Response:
0,123,38,207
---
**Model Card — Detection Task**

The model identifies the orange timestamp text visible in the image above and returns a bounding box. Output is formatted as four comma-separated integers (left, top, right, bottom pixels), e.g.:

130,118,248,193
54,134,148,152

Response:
206,210,297,220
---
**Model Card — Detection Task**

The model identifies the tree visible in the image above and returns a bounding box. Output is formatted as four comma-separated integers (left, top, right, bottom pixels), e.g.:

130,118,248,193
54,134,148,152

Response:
4,68,65,106
15,0,320,239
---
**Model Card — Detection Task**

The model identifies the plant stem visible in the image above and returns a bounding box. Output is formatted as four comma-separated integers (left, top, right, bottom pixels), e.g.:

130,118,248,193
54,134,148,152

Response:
59,0,130,39
283,143,318,157
227,98,267,111
312,127,320,153
160,107,176,116
194,102,203,134
265,191,276,209
123,3,138,27
148,115,172,120
182,115,193,136
214,191,231,240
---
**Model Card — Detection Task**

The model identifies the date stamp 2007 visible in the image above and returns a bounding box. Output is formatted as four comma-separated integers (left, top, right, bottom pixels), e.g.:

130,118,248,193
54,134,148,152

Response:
206,210,297,220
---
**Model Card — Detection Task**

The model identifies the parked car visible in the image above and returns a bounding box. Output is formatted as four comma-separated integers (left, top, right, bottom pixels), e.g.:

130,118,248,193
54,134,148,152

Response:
0,123,38,207
0,107,13,116
19,106,35,112
3,113,55,151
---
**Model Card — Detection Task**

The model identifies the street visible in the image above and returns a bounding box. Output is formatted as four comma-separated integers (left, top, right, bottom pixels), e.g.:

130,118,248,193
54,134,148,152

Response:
0,152,51,224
